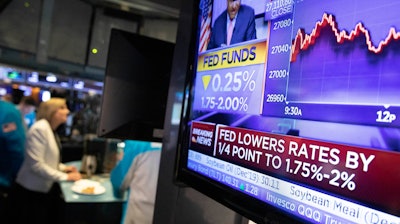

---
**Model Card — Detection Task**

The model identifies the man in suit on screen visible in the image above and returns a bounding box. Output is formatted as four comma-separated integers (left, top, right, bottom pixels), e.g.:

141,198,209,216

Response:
207,0,257,50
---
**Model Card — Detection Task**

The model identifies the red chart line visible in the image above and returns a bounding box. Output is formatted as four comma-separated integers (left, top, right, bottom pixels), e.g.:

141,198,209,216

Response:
291,13,400,62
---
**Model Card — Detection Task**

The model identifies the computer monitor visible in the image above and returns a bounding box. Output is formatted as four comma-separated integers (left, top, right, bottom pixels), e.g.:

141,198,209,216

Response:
98,29,175,142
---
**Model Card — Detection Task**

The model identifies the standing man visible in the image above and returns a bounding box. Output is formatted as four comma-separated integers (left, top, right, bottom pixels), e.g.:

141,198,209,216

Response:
207,0,257,49
0,100,26,216
16,96,37,129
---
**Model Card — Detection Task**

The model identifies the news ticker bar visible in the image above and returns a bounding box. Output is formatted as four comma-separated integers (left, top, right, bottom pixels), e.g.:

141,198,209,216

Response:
187,150,400,224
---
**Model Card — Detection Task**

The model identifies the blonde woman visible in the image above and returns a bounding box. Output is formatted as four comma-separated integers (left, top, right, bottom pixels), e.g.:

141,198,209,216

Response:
7,97,82,223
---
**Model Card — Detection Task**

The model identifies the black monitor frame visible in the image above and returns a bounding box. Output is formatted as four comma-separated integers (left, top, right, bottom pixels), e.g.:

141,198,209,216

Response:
98,29,175,142
174,0,400,223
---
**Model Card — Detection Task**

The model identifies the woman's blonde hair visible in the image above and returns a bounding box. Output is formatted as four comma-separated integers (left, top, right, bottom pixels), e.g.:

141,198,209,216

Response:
36,97,67,122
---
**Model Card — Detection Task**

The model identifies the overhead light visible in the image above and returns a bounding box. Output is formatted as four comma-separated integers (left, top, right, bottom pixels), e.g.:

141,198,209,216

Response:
0,87,7,96
41,91,51,102
46,73,57,82
28,72,39,83
60,82,70,88
74,80,84,89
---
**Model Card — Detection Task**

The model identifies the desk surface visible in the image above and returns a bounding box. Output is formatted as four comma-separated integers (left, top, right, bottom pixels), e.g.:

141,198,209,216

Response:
59,161,127,203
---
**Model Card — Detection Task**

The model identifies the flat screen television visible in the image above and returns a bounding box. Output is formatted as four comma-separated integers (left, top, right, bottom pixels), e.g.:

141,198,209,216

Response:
98,29,175,142
175,0,400,223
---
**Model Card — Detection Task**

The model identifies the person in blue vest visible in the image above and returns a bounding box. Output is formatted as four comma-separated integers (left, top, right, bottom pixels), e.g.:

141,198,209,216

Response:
0,100,26,217
110,140,162,224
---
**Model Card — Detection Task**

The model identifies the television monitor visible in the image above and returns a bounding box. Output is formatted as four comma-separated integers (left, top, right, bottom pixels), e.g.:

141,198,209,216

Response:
98,29,175,142
175,0,400,223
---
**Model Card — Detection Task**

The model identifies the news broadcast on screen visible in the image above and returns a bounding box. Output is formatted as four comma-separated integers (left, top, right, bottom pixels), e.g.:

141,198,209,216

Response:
176,0,400,223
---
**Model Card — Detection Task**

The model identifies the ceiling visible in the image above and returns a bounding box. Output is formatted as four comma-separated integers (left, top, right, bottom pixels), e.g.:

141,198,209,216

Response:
0,0,182,81
81,0,181,19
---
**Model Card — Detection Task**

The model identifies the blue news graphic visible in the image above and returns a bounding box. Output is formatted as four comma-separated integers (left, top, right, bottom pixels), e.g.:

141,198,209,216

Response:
262,0,400,127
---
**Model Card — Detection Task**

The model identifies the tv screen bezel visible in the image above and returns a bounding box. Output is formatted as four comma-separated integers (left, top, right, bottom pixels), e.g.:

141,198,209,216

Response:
174,0,400,223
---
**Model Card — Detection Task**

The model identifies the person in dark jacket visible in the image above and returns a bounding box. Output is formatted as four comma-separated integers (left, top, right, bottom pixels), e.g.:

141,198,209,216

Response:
207,0,256,49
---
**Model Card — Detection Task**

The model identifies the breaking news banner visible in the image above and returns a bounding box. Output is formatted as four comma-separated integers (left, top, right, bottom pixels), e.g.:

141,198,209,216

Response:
189,121,400,216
